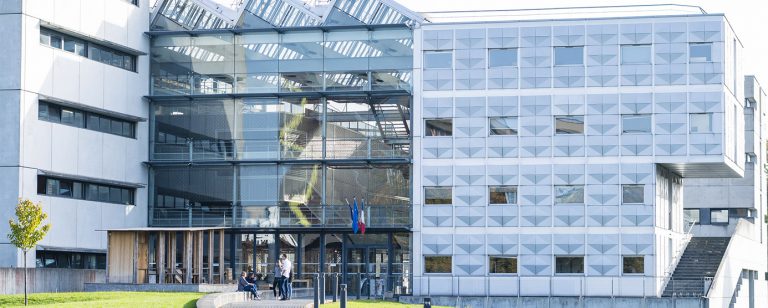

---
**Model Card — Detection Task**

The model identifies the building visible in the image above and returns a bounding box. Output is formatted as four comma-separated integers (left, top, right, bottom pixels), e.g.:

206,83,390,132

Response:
0,0,149,269
1,0,766,306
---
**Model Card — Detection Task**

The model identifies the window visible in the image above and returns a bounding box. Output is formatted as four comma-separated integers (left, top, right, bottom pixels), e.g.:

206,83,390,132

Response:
623,256,644,274
122,0,139,6
36,250,106,269
489,256,517,274
489,48,518,67
555,185,584,204
40,27,137,72
425,256,452,274
684,209,700,224
729,208,751,218
622,185,644,204
489,186,517,204
554,46,584,66
37,175,135,205
621,44,652,64
710,209,729,224
489,117,518,135
424,51,453,69
555,116,584,134
39,101,136,138
689,43,712,62
622,114,652,134
424,187,452,205
425,119,453,136
690,113,713,133
555,256,584,274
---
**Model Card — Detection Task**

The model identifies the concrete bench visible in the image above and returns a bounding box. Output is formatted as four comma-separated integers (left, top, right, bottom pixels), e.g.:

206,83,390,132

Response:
196,291,259,308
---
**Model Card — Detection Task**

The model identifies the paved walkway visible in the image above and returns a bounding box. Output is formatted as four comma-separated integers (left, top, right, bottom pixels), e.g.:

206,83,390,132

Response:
224,299,313,308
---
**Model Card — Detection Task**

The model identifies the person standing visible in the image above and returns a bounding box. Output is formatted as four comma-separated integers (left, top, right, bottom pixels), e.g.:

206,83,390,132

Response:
272,264,282,298
279,254,292,301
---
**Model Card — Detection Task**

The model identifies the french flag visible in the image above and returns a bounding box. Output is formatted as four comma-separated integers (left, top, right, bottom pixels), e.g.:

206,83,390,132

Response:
358,198,366,234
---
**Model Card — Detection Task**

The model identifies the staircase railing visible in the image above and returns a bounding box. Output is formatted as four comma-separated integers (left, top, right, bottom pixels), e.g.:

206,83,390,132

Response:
660,219,697,295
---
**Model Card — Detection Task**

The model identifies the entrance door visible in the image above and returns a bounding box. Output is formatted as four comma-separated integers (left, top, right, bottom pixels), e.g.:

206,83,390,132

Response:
345,246,388,298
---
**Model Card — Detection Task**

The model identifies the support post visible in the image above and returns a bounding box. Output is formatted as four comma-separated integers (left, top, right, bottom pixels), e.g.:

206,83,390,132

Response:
158,232,166,284
218,230,225,283
184,231,193,284
313,274,320,308
208,231,214,284
340,284,347,308
196,231,203,283
133,232,139,284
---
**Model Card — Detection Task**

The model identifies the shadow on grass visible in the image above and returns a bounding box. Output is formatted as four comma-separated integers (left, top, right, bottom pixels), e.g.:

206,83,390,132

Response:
183,299,198,308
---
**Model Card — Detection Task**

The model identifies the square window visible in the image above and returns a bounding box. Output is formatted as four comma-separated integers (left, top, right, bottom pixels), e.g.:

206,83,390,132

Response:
555,185,584,204
489,48,518,67
710,209,729,224
690,113,713,133
554,46,584,66
690,43,712,62
425,187,452,205
489,186,517,204
622,114,652,134
425,256,452,274
623,256,644,274
489,117,518,135
621,44,651,64
684,209,700,224
555,116,584,134
489,256,517,274
425,119,453,136
622,185,644,204
424,51,453,69
555,256,584,274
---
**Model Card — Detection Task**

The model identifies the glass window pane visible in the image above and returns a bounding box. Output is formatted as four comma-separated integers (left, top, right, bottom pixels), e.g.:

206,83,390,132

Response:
425,256,452,274
425,119,452,136
554,46,583,66
622,185,644,204
86,184,99,201
690,43,712,62
58,180,73,197
690,113,712,133
555,185,584,204
555,116,584,134
109,187,122,203
98,186,110,202
489,117,517,135
621,44,651,64
711,209,729,223
50,35,62,49
623,256,644,274
489,48,517,67
489,256,517,274
489,186,517,204
684,209,700,224
38,102,49,120
622,114,652,133
61,109,75,125
425,187,452,205
424,51,453,69
555,256,584,274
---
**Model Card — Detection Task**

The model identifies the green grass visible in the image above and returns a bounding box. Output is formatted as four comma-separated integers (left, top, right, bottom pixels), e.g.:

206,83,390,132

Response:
320,299,451,308
0,292,204,308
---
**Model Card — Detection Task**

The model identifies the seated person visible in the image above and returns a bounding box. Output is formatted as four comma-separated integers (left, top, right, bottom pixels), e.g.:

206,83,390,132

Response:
237,271,261,300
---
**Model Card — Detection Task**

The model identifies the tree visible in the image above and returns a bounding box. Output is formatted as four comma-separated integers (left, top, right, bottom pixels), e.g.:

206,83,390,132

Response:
7,199,51,306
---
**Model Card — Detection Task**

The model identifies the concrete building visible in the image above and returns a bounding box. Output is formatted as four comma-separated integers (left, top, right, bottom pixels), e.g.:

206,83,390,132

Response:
0,0,766,306
0,0,149,268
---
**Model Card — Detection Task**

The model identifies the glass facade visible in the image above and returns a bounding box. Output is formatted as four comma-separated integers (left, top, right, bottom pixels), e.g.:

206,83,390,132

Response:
148,10,414,295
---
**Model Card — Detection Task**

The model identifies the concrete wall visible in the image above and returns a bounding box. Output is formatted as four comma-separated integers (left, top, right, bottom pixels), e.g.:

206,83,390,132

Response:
400,296,704,308
0,268,105,294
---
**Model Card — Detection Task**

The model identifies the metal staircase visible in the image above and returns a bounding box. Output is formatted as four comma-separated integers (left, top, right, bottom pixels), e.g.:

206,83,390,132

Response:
662,237,730,297
369,101,410,154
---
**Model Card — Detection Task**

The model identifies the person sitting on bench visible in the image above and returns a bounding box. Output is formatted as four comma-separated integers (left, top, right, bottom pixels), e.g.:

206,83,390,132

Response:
237,271,261,300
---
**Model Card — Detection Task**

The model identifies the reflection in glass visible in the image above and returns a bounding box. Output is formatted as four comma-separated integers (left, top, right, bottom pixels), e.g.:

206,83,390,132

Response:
622,114,652,134
489,48,518,67
621,44,651,64
424,256,452,274
623,256,644,274
555,185,584,204
555,256,584,274
622,185,644,204
689,43,712,62
489,186,517,204
489,256,517,274
425,187,452,205
489,117,518,135
555,116,584,134
684,209,700,224
710,209,729,223
554,46,584,66
425,119,452,136
690,113,712,133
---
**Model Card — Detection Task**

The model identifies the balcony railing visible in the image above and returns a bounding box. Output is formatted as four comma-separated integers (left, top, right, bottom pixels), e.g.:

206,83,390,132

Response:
151,205,412,229
151,137,410,162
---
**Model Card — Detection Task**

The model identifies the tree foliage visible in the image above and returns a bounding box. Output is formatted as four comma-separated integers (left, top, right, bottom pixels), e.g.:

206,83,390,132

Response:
7,199,51,252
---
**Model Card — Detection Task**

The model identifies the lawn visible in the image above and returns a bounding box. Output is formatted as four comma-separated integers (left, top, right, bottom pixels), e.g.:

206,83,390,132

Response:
320,299,451,308
0,292,204,307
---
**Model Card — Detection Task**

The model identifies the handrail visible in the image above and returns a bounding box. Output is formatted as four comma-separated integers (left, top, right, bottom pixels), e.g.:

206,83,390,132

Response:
705,219,751,302
659,219,697,295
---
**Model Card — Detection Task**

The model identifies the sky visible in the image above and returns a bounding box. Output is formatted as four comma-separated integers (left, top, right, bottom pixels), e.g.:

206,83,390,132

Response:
397,0,768,86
